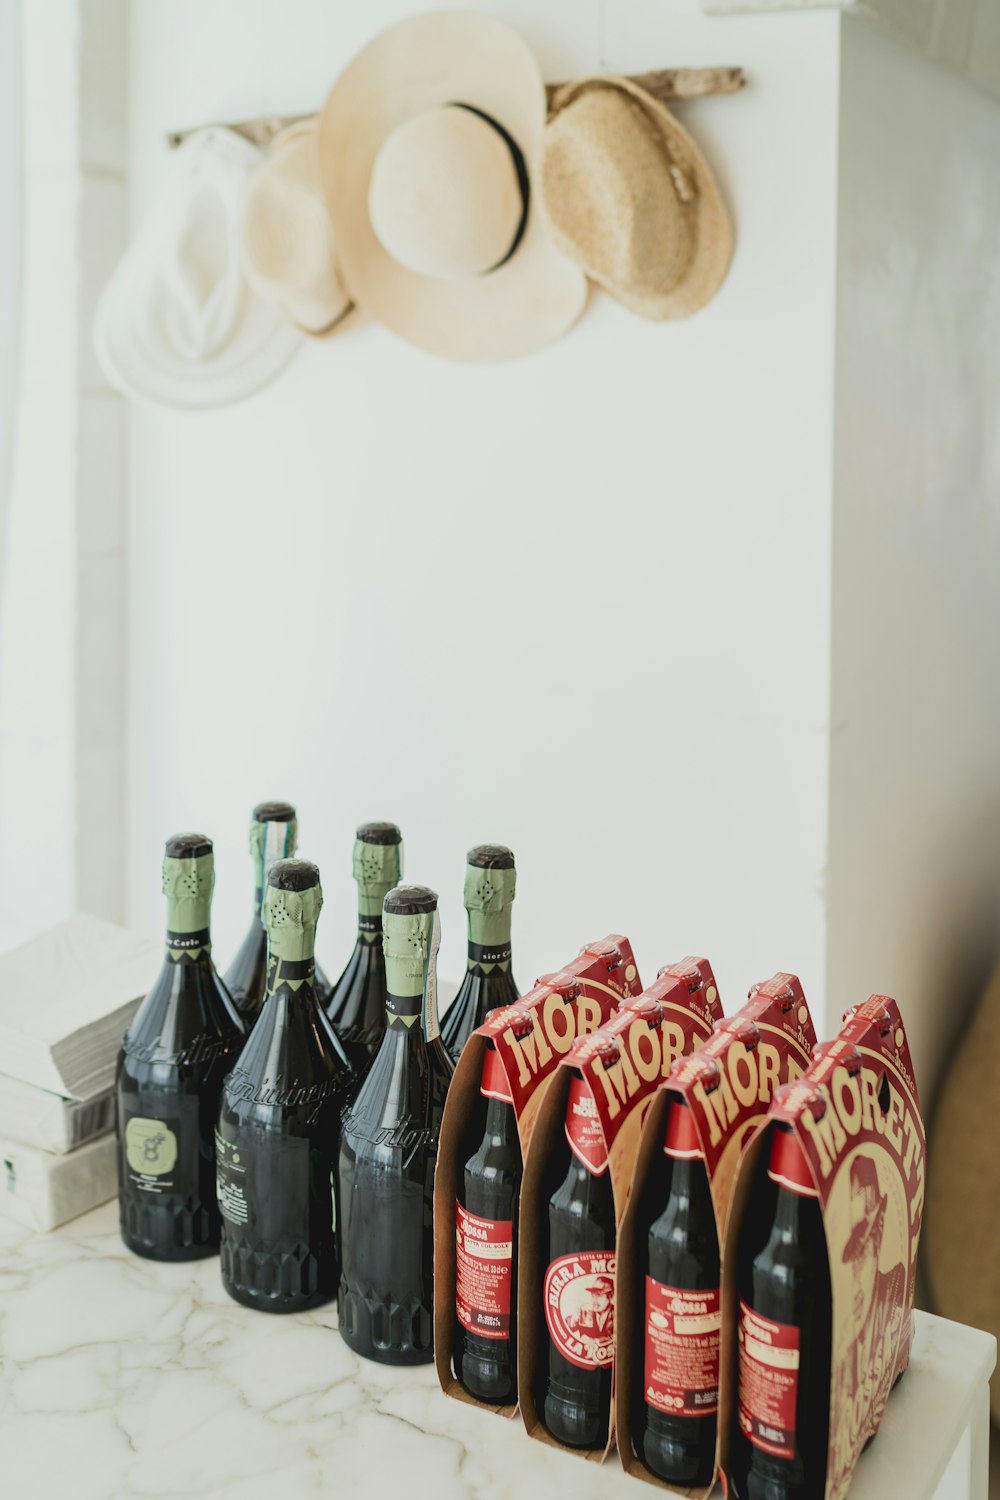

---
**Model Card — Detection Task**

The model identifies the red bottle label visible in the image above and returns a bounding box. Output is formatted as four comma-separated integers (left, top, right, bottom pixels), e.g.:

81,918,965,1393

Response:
644,1279,721,1417
455,1203,513,1340
738,1299,801,1459
565,1077,608,1174
543,1250,616,1369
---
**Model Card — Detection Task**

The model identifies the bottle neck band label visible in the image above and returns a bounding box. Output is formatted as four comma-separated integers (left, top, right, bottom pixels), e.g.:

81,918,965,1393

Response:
165,927,211,963
565,1075,608,1175
383,907,441,1042
480,1047,513,1103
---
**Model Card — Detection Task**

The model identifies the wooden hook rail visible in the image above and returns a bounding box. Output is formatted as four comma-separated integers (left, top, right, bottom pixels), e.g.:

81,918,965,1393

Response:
165,65,746,148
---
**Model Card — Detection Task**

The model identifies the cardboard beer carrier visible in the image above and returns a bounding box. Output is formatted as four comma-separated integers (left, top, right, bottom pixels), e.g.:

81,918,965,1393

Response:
518,958,725,1462
435,934,644,1414
720,994,925,1500
617,972,818,1494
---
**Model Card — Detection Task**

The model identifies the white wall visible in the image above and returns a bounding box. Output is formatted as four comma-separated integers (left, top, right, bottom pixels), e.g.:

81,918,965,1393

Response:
828,18,1000,1099
123,0,842,1009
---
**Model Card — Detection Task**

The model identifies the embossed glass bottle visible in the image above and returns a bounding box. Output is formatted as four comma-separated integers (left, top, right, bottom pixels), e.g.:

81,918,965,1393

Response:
217,859,355,1313
338,884,455,1364
224,801,330,1021
116,833,245,1261
326,821,402,1070
440,845,520,1062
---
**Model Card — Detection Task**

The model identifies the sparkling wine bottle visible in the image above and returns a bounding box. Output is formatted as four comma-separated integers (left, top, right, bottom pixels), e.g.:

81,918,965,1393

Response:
217,859,355,1313
223,801,298,1022
440,844,519,1062
326,821,402,1070
117,833,245,1261
338,884,455,1364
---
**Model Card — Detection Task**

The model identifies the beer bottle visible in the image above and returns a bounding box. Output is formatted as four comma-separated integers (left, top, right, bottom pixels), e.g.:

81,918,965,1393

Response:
732,1123,832,1500
338,884,454,1363
440,845,519,1062
326,821,402,1069
117,833,244,1260
217,859,355,1313
224,801,298,1021
634,1096,720,1486
541,1044,617,1449
454,1010,531,1403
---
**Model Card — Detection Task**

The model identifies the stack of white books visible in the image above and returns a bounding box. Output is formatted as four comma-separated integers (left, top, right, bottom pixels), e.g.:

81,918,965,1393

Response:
0,914,160,1232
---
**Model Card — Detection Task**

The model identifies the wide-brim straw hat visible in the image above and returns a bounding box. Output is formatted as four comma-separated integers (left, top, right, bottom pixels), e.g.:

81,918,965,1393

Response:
94,127,301,409
317,12,587,363
540,77,734,321
241,120,354,338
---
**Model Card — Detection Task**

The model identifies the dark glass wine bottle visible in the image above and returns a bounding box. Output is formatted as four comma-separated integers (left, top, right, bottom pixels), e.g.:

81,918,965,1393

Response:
338,883,455,1364
440,844,520,1062
326,821,402,1070
633,1096,720,1486
117,833,245,1261
224,801,331,1020
454,1011,532,1402
217,859,355,1313
541,1062,617,1449
731,1124,832,1500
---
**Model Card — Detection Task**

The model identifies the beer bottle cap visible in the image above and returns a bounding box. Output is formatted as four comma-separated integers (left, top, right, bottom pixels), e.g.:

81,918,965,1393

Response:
664,1097,703,1159
768,1123,818,1198
628,996,665,1029
548,973,582,1002
479,1025,514,1104
267,858,320,891
467,843,514,869
384,883,437,915
164,832,212,859
252,801,295,823
357,821,402,845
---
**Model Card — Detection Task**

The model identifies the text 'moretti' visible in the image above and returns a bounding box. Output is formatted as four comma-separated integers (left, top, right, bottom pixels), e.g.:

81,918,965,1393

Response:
720,993,925,1500
434,934,643,1416
517,959,724,1463
616,971,817,1494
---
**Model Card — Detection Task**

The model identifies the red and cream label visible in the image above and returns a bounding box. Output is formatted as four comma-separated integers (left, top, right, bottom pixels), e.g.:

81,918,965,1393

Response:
455,1204,513,1340
738,1300,800,1459
544,1250,616,1369
565,1077,608,1174
644,1280,721,1417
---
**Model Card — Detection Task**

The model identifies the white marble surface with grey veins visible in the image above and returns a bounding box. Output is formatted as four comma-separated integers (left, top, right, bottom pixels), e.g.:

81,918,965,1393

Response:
0,1201,993,1500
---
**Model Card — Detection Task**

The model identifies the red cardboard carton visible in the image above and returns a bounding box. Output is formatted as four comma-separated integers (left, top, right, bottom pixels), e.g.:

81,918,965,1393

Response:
518,960,724,1462
616,972,817,1493
434,935,643,1414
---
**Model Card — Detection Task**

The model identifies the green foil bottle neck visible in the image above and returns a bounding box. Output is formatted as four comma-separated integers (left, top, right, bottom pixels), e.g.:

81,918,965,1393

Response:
251,817,298,922
163,852,214,949
383,906,441,1040
263,880,322,968
354,838,402,919
464,861,516,952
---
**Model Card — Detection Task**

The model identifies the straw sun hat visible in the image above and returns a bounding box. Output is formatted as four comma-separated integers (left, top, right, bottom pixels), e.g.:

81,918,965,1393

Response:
317,12,587,363
540,77,734,321
241,120,353,338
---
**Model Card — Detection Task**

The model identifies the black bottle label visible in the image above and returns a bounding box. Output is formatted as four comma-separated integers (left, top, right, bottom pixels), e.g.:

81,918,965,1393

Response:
166,928,211,963
358,913,382,942
644,1279,721,1417
543,1250,616,1370
455,1203,513,1339
737,1299,800,1459
467,941,512,971
123,1114,181,1192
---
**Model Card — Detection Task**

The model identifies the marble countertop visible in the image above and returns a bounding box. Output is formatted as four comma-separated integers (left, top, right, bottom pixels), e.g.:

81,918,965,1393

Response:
1,1202,994,1500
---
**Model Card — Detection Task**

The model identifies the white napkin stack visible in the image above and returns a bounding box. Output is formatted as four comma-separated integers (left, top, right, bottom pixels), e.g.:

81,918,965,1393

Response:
0,915,160,1232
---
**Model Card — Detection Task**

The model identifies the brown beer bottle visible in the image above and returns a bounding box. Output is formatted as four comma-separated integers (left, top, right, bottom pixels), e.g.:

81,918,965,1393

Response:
454,1011,531,1402
440,845,519,1062
634,1096,720,1486
731,1123,832,1500
540,1038,617,1449
326,822,402,1070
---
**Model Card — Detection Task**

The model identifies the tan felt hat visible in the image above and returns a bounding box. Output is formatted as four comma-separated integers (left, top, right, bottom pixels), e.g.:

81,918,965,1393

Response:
317,12,587,363
540,77,734,321
241,120,353,337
